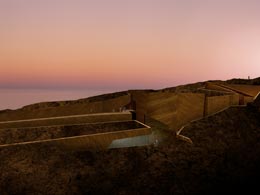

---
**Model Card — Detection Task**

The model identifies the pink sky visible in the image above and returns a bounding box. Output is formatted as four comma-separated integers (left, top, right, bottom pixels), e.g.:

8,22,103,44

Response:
1,0,260,90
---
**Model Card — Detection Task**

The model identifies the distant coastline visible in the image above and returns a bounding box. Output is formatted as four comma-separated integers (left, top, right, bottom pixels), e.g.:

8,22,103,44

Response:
1,77,259,111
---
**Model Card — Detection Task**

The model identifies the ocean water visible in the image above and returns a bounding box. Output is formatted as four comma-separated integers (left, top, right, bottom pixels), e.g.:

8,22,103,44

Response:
0,88,118,110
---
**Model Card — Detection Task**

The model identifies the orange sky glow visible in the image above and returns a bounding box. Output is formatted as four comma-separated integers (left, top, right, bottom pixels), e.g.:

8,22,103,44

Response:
1,0,260,90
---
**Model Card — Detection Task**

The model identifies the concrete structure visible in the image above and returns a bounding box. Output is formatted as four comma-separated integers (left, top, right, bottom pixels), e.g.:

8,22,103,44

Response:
176,83,260,143
0,82,259,149
0,120,151,150
0,94,131,122
129,91,205,130
205,94,239,116
205,82,257,105
252,92,260,110
0,112,132,129
127,83,260,132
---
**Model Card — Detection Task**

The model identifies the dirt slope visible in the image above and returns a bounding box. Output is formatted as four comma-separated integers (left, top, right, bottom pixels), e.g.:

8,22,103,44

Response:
0,106,260,194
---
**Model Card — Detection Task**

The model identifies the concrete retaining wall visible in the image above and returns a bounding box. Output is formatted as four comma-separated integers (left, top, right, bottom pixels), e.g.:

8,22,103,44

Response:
132,91,242,131
0,94,131,122
244,96,254,104
0,120,151,150
224,84,260,97
146,92,178,129
174,93,205,130
205,82,234,93
206,94,239,115
132,91,205,131
0,112,132,129
131,91,150,123
54,126,151,150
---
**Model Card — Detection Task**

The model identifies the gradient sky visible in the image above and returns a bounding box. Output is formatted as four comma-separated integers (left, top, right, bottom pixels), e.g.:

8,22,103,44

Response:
1,0,260,90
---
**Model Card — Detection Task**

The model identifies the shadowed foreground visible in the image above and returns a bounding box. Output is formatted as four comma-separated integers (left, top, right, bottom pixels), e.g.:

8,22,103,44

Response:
0,105,260,194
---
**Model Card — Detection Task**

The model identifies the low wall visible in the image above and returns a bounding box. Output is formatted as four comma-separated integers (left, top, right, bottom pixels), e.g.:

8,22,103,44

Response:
0,94,131,122
54,127,151,150
174,93,205,130
244,96,254,104
146,92,179,129
253,92,260,107
0,120,151,150
133,91,244,131
222,84,260,97
206,94,239,116
108,133,155,148
0,112,132,129
205,82,234,93
130,91,150,123
132,91,205,131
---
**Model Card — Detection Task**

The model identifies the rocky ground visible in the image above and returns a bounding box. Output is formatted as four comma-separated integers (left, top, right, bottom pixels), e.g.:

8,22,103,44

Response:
0,104,260,194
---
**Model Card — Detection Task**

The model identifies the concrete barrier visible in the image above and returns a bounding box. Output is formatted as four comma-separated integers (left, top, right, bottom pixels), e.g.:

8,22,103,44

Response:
0,120,151,150
131,91,205,131
145,92,205,130
205,82,234,93
0,112,132,129
0,94,131,122
206,94,239,116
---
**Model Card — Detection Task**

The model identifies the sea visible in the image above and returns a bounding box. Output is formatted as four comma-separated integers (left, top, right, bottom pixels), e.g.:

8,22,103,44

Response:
0,88,120,110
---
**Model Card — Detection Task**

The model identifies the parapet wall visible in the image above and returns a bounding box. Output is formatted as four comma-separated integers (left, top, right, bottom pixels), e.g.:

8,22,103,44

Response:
221,84,260,97
132,91,243,131
174,93,205,129
0,112,132,129
0,94,131,122
0,120,151,150
206,94,239,116
132,92,205,131
205,82,234,93
244,96,254,104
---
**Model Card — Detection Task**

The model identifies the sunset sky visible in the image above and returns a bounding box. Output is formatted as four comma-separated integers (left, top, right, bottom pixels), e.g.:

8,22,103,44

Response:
1,0,260,90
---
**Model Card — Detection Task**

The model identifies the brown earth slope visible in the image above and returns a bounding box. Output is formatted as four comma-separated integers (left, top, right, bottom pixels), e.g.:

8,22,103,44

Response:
0,105,260,194
0,91,131,121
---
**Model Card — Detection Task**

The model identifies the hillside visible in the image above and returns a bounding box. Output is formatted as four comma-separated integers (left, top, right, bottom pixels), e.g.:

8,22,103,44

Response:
0,102,260,194
0,77,259,130
0,91,131,121
226,77,260,85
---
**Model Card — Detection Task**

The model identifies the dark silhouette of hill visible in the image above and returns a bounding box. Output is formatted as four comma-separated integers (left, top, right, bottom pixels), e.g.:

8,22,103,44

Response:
226,77,260,85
